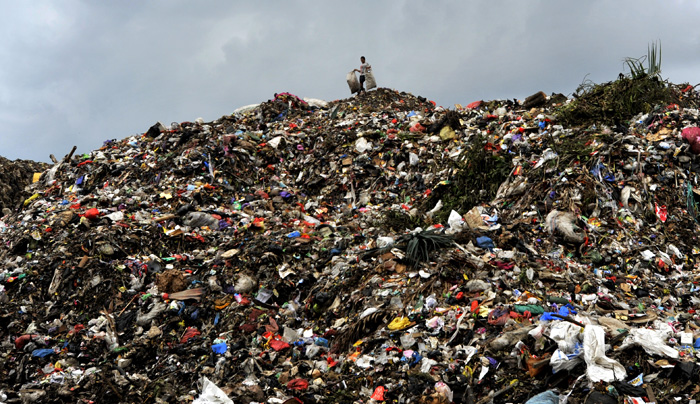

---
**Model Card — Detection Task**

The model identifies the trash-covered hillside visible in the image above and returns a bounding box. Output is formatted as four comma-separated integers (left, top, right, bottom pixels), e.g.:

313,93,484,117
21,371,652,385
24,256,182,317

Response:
0,157,48,215
4,80,700,404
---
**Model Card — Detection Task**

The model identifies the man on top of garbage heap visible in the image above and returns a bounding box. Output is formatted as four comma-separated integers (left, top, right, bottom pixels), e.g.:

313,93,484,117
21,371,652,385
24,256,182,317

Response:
354,56,371,93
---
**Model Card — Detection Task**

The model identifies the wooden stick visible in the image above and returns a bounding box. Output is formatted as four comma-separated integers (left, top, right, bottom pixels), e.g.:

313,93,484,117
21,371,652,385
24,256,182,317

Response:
118,294,140,317
63,146,77,163
476,381,518,404
549,313,585,328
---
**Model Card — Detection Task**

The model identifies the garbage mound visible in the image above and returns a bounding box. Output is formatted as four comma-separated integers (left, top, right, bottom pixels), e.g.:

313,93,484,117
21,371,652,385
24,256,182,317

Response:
6,85,700,403
0,156,48,214
557,75,690,127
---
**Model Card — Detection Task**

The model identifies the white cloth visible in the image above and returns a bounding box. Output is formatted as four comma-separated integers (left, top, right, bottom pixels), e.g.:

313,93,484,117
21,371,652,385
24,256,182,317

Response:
360,62,371,75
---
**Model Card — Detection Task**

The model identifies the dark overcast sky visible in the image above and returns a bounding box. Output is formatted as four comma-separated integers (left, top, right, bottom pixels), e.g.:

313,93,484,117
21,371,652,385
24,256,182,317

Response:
2,1,700,162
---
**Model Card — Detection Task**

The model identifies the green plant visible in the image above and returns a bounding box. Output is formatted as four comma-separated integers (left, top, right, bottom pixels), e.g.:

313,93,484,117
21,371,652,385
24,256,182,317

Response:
399,230,454,267
623,40,662,79
422,136,513,224
382,210,425,232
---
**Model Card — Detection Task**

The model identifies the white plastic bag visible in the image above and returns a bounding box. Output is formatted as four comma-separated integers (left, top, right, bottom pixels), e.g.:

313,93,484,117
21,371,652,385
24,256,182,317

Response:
347,71,360,94
365,71,377,90
583,325,626,382
550,348,583,373
435,382,453,403
620,328,680,359
193,377,233,404
447,210,464,232
545,210,584,243
355,137,372,153
303,98,329,108
549,321,582,353
376,236,395,248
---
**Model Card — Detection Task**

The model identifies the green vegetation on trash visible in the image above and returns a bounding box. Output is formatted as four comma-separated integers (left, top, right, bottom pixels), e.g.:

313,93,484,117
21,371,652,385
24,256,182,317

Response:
399,230,454,267
553,131,596,168
382,210,425,232
423,135,513,224
624,40,662,80
556,75,676,127
557,42,677,127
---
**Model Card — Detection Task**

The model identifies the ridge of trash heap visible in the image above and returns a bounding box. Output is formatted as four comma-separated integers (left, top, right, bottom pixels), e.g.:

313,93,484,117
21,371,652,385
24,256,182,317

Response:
0,156,49,216
6,86,700,404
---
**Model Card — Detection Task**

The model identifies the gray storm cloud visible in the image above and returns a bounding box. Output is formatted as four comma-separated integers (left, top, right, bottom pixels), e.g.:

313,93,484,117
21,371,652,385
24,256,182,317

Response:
1,0,699,162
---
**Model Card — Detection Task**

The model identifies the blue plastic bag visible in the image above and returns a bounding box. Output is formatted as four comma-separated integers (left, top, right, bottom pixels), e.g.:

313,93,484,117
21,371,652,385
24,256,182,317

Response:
541,304,578,321
32,348,55,358
476,236,494,251
524,390,559,404
211,342,228,354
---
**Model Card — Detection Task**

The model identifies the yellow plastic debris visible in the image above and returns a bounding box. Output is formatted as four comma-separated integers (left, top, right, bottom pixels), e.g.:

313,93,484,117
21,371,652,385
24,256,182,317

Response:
23,193,40,206
387,316,411,330
478,306,490,317
439,126,456,140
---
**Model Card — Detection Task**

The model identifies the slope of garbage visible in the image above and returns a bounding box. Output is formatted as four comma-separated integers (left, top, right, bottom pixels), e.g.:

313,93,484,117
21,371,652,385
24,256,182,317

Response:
4,84,700,403
0,156,49,215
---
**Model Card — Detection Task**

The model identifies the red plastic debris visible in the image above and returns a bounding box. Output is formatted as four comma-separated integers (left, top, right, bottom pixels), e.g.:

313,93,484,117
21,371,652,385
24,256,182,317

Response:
82,208,100,220
180,327,201,344
466,100,482,109
269,339,290,351
15,334,39,350
655,203,668,223
286,378,309,391
370,386,386,401
470,300,479,313
682,127,700,154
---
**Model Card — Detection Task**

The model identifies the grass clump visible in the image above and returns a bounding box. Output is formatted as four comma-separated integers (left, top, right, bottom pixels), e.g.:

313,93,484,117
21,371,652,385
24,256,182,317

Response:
398,229,454,267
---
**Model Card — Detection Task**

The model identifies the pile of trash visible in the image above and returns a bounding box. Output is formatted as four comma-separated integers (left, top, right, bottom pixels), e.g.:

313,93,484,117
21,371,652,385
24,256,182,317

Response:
5,83,700,403
0,156,48,215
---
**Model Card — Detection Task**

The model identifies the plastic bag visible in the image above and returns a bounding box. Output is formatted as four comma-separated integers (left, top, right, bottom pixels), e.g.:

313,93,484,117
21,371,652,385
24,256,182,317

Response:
620,328,680,359
447,210,464,232
545,210,584,243
435,382,453,403
193,377,233,404
355,137,372,153
365,71,377,90
347,71,360,94
524,390,559,404
583,325,626,382
682,126,700,154
549,320,583,353
550,348,583,373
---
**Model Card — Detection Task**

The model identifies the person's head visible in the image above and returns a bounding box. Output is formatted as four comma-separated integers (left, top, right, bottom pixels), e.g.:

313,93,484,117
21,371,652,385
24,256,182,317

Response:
360,56,365,63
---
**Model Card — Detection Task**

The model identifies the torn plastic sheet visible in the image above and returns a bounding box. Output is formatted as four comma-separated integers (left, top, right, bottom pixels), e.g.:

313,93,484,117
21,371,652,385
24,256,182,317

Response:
192,376,233,404
620,328,679,359
583,325,626,382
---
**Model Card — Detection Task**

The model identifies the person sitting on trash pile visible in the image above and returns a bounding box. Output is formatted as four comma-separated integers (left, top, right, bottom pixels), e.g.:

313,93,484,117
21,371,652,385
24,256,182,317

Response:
259,92,309,122
273,92,309,110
